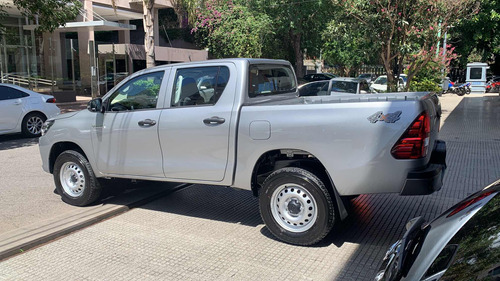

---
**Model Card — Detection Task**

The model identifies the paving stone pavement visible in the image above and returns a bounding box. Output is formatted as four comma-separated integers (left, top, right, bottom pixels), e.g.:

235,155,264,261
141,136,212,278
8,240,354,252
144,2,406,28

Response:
0,94,499,281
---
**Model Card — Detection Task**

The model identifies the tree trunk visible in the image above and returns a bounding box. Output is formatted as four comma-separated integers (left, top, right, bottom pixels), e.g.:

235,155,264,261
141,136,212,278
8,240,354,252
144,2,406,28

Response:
290,30,304,78
143,0,155,68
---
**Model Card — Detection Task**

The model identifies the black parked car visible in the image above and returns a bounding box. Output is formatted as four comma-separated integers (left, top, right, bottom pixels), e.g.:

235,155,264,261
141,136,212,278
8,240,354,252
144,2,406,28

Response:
375,179,500,281
298,78,373,96
302,73,337,82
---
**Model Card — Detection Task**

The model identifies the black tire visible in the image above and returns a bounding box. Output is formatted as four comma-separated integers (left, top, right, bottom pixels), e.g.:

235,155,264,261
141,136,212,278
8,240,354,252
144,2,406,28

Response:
21,112,46,138
259,167,336,246
53,150,103,206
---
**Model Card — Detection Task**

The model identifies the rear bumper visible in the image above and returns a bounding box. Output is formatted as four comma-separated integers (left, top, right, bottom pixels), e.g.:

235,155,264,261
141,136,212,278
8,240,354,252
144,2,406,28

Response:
400,140,447,195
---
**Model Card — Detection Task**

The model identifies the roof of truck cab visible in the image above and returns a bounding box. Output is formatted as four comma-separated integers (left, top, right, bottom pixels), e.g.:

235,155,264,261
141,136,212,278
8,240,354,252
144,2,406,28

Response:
143,58,292,72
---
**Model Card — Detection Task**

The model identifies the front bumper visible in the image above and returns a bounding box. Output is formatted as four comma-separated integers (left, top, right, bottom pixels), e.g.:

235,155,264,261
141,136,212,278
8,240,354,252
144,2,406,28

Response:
400,140,447,195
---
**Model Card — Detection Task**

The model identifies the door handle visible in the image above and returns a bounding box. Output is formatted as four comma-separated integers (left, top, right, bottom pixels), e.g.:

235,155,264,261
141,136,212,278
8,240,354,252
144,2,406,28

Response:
13,99,22,105
138,119,157,127
203,116,225,126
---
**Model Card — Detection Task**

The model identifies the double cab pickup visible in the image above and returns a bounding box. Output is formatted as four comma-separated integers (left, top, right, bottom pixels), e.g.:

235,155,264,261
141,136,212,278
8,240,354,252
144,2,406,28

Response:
39,59,446,245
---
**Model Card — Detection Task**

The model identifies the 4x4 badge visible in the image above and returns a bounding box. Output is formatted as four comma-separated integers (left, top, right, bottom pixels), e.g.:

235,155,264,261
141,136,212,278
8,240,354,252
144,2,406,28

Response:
367,111,402,123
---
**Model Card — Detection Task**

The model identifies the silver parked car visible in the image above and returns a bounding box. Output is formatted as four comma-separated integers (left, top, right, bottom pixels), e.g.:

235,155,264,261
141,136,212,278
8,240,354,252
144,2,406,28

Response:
375,179,500,281
39,58,445,245
0,84,60,137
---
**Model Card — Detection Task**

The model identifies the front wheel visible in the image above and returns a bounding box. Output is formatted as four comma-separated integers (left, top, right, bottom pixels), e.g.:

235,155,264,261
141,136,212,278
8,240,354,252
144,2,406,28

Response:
53,150,103,206
259,167,336,245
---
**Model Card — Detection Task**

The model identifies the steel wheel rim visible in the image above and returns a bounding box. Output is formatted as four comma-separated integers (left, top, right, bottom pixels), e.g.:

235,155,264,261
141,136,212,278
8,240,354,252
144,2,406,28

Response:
59,162,86,198
270,183,318,233
27,116,44,135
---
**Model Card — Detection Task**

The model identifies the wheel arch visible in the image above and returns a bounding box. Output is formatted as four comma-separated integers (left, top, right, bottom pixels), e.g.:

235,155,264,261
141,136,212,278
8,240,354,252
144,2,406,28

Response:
251,149,348,220
49,142,88,174
22,110,48,121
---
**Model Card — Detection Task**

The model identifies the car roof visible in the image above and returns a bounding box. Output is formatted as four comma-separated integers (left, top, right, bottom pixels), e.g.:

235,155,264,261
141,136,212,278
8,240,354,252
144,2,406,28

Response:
331,77,364,82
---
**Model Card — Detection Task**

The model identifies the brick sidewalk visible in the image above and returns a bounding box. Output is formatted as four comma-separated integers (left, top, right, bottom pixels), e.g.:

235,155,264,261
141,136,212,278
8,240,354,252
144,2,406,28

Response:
1,94,499,281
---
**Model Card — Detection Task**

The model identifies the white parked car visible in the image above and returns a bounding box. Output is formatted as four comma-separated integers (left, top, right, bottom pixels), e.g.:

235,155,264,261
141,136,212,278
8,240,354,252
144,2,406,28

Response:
0,84,60,137
370,75,406,92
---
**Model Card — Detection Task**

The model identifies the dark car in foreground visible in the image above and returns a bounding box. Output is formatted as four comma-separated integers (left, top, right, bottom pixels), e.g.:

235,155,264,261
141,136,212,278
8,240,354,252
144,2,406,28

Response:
375,179,500,281
302,73,337,83
298,78,373,96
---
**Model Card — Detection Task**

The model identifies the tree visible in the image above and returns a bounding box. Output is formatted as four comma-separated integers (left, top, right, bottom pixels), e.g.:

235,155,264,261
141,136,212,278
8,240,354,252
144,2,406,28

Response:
6,0,81,32
252,0,334,78
322,18,378,76
338,0,478,91
143,0,155,68
191,0,272,58
450,0,500,68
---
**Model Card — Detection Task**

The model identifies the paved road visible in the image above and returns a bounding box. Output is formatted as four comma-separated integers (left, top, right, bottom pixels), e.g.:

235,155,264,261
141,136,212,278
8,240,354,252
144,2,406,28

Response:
1,94,499,280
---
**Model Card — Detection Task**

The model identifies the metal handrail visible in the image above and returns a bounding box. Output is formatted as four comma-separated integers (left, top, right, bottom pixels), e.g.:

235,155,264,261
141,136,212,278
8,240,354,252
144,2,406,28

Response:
1,74,56,87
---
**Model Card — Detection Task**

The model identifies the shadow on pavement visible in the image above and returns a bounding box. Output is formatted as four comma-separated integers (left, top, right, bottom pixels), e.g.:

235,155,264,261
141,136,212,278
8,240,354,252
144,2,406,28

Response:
0,134,39,151
114,95,500,280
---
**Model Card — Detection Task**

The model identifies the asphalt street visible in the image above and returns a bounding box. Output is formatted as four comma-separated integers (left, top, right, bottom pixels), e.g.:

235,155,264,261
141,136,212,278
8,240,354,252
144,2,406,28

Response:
0,93,499,280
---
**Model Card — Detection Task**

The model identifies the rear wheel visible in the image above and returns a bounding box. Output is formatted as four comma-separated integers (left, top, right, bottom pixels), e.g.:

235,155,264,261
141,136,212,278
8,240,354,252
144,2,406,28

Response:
53,150,102,206
259,167,336,245
22,112,46,137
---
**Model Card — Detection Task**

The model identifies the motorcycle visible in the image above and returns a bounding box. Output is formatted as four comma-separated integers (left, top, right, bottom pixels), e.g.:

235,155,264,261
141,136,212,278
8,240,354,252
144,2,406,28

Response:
455,82,471,96
444,81,470,96
486,81,500,93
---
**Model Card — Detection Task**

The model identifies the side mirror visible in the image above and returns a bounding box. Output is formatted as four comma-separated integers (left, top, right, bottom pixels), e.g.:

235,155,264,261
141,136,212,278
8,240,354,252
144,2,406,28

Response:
87,98,102,113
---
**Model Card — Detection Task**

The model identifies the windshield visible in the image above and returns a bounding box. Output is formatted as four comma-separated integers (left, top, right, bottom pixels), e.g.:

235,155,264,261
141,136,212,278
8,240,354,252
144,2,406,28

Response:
374,77,387,85
248,64,297,98
359,74,371,79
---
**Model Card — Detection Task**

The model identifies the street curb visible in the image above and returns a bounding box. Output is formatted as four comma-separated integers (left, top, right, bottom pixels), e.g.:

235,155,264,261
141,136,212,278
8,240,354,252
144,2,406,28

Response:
0,183,190,261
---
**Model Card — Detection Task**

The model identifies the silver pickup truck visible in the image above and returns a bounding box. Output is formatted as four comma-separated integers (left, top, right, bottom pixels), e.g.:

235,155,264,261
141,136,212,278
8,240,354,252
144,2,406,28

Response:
39,58,446,245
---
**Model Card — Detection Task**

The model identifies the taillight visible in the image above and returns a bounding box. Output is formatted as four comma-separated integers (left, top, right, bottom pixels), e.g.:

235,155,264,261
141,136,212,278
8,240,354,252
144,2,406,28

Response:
446,191,494,218
391,112,430,159
46,98,56,103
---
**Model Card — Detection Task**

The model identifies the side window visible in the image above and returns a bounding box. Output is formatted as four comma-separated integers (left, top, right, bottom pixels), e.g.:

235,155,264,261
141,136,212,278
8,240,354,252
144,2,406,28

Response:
0,86,29,101
171,66,229,107
107,71,164,111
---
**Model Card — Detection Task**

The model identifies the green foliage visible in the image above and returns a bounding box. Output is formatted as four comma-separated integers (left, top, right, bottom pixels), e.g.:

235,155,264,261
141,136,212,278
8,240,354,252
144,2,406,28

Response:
10,0,82,32
407,61,442,92
322,18,378,76
191,1,272,58
338,0,477,91
451,0,500,66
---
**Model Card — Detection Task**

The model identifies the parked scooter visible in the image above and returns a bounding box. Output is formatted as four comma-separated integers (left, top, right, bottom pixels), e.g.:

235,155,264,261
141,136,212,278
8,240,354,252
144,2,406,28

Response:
455,82,471,96
444,81,470,96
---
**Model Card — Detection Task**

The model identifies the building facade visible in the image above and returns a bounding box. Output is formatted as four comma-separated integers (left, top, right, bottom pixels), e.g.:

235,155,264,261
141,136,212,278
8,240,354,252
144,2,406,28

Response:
0,0,208,97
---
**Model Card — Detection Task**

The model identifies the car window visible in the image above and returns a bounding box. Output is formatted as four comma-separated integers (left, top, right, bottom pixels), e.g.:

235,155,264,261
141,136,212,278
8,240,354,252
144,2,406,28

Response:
330,81,357,94
0,86,30,101
427,194,499,281
248,64,296,98
375,77,387,85
107,71,164,111
299,81,329,96
171,66,229,107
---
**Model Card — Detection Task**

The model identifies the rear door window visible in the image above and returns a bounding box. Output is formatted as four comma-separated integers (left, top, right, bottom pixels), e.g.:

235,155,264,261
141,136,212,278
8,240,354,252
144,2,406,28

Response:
248,64,296,98
171,66,229,107
0,86,29,101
